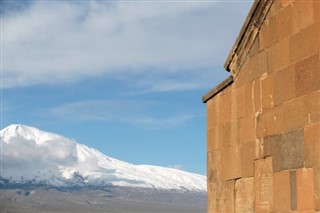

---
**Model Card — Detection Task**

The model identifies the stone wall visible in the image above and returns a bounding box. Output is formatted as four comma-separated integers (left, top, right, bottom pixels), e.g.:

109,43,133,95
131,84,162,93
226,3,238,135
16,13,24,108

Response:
206,1,320,213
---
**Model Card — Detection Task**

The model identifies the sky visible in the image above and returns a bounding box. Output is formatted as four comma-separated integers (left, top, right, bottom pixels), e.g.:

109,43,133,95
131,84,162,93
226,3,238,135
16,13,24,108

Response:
1,0,252,175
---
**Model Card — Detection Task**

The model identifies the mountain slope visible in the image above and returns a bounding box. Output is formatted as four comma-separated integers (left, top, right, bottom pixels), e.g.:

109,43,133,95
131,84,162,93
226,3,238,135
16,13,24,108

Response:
0,124,206,191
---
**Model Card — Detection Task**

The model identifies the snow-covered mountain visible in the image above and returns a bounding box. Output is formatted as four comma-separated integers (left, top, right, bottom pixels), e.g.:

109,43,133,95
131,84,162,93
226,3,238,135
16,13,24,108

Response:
0,124,206,192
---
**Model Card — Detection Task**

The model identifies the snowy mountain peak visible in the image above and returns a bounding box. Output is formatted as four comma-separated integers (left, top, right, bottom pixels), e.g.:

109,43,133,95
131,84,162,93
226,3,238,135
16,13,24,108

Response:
1,124,207,192
1,124,62,145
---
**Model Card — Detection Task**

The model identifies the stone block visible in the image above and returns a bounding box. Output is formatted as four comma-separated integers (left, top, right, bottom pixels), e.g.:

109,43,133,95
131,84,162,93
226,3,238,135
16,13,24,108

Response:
221,145,241,180
273,170,291,212
314,166,320,210
245,81,255,116
297,168,315,210
264,129,304,172
268,37,289,73
220,180,235,213
235,177,254,213
259,106,284,137
221,120,239,148
249,51,268,80
207,125,221,152
291,0,314,34
239,115,256,144
235,85,246,119
304,123,320,168
208,180,235,213
315,1,320,23
253,79,262,113
261,74,275,110
289,28,310,63
282,98,310,133
241,142,255,177
259,15,277,50
295,54,320,98
310,23,320,55
254,157,274,213
274,65,295,106
291,170,298,211
207,150,221,183
219,91,231,125
207,97,219,129
276,3,293,40
304,90,320,124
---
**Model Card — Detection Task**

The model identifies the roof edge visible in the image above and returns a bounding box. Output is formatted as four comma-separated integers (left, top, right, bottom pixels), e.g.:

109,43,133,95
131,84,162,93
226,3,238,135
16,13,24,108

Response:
202,75,234,103
224,0,273,75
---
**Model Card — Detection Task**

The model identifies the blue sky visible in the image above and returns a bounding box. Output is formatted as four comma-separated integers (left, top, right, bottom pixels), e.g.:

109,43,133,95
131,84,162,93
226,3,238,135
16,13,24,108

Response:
1,0,252,175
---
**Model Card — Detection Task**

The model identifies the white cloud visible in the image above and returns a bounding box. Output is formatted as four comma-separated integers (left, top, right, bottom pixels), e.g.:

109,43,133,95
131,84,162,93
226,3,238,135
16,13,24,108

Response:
47,99,202,128
2,0,252,89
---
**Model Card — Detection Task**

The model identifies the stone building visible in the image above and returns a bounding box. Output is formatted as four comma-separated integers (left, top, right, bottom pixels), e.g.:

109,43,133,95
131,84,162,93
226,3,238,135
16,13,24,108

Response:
202,0,320,212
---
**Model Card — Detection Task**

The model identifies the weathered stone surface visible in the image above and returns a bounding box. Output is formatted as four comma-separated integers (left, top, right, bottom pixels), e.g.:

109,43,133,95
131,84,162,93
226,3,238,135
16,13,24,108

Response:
264,129,304,172
259,15,277,50
207,97,219,129
297,168,315,210
276,1,292,40
314,166,320,210
235,177,254,213
248,50,268,80
268,37,289,73
304,90,320,124
207,125,220,152
207,180,235,213
261,74,275,110
235,85,246,119
254,157,273,213
219,91,231,125
291,170,298,210
304,123,320,168
295,54,320,97
222,120,239,148
273,170,291,212
241,142,255,177
207,150,221,183
315,1,320,23
289,27,311,63
221,145,241,180
274,65,295,106
239,115,255,144
291,0,314,34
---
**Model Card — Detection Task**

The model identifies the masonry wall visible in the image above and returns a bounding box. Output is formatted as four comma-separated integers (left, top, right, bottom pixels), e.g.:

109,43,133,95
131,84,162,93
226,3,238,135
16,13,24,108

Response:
207,1,320,213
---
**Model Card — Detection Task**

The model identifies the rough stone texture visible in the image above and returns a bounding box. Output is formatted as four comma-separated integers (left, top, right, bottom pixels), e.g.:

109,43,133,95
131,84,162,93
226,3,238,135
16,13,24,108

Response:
276,2,292,40
273,171,291,212
254,157,273,213
291,0,314,34
261,74,275,110
235,178,254,213
314,166,320,210
297,168,315,210
207,181,235,213
207,151,221,183
295,54,320,97
274,65,295,106
304,123,320,168
264,129,304,172
241,142,255,177
221,145,241,180
205,1,320,213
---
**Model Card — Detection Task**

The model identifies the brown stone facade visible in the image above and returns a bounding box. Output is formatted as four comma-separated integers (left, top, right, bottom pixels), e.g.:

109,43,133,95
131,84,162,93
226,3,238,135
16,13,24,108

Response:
204,1,320,213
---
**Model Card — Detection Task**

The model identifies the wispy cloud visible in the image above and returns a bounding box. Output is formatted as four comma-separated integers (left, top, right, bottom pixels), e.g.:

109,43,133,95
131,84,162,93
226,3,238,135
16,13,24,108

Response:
47,99,202,129
2,0,252,89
